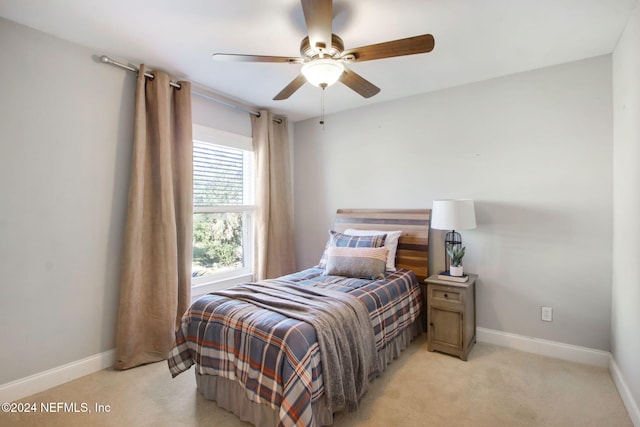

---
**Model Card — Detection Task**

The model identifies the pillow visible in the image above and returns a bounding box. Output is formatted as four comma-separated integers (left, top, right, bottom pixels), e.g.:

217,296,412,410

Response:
324,246,389,280
344,229,402,271
317,230,387,268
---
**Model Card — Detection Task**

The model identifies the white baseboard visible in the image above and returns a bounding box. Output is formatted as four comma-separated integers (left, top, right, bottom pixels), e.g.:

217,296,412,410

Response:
609,356,640,427
0,349,116,403
476,327,610,368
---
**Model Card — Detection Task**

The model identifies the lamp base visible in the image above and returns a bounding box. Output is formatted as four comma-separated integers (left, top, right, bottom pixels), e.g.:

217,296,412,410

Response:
444,230,462,272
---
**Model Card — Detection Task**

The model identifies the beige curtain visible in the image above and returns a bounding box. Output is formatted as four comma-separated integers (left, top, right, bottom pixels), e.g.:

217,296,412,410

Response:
114,65,193,370
252,111,296,280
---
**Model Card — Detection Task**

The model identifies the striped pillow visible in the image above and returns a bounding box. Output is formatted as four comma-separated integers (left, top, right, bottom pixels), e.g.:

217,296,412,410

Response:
324,246,389,280
317,230,387,268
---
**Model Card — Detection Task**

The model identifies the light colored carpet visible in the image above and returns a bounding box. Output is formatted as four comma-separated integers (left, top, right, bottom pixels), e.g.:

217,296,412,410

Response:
1,335,632,427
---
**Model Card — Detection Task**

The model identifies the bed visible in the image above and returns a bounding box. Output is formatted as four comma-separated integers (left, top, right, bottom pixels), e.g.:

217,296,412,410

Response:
168,209,430,427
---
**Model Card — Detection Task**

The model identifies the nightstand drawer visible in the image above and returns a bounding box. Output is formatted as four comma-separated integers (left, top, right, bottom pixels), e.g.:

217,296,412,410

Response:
429,286,463,307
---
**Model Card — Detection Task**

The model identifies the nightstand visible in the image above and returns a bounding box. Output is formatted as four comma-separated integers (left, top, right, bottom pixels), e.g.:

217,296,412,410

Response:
424,273,477,361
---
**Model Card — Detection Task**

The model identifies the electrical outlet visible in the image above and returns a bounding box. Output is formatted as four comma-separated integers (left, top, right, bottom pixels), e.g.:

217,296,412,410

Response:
541,306,553,322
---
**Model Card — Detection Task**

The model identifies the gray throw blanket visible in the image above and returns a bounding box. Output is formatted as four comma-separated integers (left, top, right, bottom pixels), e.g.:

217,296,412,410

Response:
213,279,380,412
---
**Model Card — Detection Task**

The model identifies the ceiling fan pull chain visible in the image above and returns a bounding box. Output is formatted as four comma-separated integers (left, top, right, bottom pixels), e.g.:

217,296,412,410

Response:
319,86,326,128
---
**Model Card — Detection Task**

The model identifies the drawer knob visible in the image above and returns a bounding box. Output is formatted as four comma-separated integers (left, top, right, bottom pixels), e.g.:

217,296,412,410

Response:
444,293,448,298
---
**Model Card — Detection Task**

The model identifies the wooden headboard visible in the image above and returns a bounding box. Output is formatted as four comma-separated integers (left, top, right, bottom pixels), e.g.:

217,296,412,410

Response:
333,209,431,282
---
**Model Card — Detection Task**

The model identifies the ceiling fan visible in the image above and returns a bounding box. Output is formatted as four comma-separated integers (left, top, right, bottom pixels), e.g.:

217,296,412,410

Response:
212,0,435,101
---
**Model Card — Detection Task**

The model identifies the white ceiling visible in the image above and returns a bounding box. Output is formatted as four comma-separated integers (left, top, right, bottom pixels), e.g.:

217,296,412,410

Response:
1,0,637,122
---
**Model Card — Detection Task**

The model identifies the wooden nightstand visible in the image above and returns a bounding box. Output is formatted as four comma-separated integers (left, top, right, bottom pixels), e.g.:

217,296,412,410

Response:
424,273,477,361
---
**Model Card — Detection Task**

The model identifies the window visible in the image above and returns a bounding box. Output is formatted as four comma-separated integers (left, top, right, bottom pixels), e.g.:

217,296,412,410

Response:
191,125,254,295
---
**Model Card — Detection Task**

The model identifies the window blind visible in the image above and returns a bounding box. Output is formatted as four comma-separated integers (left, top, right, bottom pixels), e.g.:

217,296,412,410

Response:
193,142,244,207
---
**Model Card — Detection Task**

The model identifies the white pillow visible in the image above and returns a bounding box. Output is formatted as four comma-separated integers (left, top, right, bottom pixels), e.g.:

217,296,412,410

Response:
344,229,402,271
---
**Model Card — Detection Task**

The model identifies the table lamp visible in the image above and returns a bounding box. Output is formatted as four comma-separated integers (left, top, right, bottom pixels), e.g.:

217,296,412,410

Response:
431,199,477,273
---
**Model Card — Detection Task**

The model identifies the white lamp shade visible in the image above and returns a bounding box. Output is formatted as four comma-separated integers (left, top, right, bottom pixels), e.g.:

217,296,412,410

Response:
301,59,345,87
431,199,477,230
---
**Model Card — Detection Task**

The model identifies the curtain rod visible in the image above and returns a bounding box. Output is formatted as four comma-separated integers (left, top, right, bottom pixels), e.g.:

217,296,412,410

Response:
99,55,283,124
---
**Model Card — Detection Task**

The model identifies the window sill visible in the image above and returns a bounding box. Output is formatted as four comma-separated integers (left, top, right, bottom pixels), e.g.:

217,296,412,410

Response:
191,273,253,302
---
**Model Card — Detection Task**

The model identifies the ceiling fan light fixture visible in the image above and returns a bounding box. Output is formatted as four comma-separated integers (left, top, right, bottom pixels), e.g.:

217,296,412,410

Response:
301,58,344,88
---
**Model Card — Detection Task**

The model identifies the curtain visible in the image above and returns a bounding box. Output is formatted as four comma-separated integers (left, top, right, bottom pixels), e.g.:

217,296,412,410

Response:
252,110,296,280
114,65,193,370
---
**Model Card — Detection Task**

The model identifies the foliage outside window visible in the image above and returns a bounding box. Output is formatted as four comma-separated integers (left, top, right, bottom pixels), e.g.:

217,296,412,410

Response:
192,212,243,277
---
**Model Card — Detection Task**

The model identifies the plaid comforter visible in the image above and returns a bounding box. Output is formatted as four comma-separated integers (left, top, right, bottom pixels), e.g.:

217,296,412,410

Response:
167,267,421,427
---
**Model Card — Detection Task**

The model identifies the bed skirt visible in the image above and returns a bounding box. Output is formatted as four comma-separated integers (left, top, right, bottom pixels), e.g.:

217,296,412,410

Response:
195,320,422,427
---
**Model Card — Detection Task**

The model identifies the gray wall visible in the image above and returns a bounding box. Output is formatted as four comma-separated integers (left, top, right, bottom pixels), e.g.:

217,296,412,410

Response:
293,55,613,351
192,92,251,137
0,17,250,385
612,0,640,415
0,17,133,385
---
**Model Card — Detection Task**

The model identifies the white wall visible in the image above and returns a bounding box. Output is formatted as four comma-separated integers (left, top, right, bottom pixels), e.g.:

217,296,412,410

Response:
0,17,251,387
612,0,640,419
293,56,613,351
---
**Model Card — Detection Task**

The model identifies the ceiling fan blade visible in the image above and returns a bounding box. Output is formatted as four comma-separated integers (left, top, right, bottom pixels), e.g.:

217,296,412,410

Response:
273,74,307,100
213,53,303,64
339,68,380,98
342,34,435,62
301,0,332,52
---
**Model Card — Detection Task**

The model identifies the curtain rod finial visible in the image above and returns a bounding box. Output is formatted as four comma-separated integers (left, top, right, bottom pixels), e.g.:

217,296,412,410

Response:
100,55,111,64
